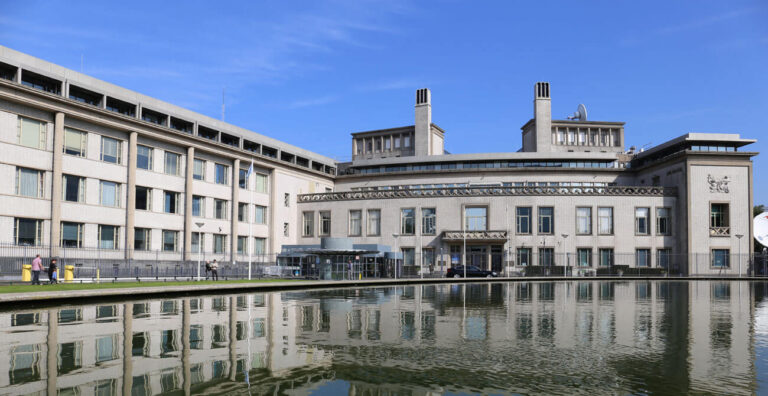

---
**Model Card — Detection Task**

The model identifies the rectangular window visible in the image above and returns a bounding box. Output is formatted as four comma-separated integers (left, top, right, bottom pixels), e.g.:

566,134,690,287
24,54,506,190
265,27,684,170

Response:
63,175,85,202
254,205,266,224
237,236,248,254
367,209,381,236
576,207,592,235
137,145,153,170
135,186,151,210
162,230,178,252
14,218,42,246
401,208,416,234
100,181,120,207
254,238,266,255
238,202,248,222
464,207,487,231
61,222,83,248
255,174,267,193
422,208,436,235
191,232,203,253
63,128,87,157
539,247,554,266
599,248,614,267
319,211,331,236
214,164,228,185
213,234,226,253
164,191,179,214
635,208,650,235
302,212,314,237
192,195,203,217
349,210,362,236
214,199,227,220
283,222,289,237
16,167,43,198
402,248,415,266
284,193,290,207
404,135,411,147
577,248,592,267
516,207,532,234
98,225,119,249
711,249,729,268
239,169,248,189
516,248,532,266
598,207,613,235
538,207,554,234
636,248,651,267
657,248,671,269
710,203,729,236
164,152,181,176
656,208,671,235
100,136,121,164
193,159,205,180
134,228,150,251
18,117,46,149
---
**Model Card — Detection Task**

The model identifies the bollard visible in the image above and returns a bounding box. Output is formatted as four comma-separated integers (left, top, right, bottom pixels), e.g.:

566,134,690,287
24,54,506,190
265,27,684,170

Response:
64,265,74,282
96,268,100,283
21,264,31,282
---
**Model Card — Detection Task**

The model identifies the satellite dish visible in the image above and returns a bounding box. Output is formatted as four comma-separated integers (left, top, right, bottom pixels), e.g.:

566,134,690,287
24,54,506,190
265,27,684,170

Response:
754,212,768,248
567,104,588,121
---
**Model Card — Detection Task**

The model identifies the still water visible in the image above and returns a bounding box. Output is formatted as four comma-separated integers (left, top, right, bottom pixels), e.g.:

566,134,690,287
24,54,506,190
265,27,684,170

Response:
1,281,767,395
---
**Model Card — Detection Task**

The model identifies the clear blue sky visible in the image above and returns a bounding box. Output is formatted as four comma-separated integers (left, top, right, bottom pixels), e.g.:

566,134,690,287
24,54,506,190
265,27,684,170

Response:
2,1,766,203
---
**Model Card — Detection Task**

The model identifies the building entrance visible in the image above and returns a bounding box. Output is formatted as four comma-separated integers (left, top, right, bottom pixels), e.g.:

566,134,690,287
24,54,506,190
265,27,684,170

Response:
450,244,505,272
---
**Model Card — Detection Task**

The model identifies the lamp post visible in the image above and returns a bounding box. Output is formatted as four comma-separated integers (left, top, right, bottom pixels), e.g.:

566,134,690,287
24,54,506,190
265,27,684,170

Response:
735,234,744,277
392,233,400,280
561,234,569,277
195,222,205,281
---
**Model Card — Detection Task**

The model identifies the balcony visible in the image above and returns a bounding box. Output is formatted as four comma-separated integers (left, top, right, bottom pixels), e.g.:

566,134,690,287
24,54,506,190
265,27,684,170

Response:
709,227,730,237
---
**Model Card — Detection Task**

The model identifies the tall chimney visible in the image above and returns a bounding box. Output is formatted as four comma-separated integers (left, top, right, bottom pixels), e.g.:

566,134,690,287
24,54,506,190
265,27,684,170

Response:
534,82,552,152
414,88,431,157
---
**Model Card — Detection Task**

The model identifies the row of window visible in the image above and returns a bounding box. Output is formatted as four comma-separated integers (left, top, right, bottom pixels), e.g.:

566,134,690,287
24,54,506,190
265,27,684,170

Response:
301,206,673,238
349,160,622,175
354,133,413,155
552,127,621,147
349,181,617,191
13,218,266,253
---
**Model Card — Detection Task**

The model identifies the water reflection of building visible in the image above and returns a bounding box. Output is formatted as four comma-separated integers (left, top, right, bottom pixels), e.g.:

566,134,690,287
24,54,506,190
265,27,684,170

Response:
0,281,758,395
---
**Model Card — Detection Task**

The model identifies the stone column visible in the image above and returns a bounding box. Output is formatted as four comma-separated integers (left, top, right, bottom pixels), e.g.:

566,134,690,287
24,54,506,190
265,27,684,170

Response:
46,308,58,396
182,299,191,396
229,296,238,381
183,147,195,261
231,159,240,263
122,303,133,396
126,132,137,259
51,112,64,257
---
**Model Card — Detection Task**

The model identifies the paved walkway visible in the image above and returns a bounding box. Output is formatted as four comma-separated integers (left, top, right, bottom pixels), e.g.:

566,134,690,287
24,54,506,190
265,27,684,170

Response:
1,276,765,306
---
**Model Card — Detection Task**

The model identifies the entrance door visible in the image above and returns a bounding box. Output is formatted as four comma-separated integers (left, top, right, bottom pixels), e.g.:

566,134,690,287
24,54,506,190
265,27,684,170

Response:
468,246,487,270
491,245,503,273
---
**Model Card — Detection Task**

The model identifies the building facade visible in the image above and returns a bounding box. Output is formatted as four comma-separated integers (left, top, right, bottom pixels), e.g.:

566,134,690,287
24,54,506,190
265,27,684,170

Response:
0,46,758,276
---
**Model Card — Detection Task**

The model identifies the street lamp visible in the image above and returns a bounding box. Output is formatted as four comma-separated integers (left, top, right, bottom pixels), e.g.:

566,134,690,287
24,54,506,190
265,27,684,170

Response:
735,234,744,278
561,234,569,277
195,222,204,281
392,233,400,280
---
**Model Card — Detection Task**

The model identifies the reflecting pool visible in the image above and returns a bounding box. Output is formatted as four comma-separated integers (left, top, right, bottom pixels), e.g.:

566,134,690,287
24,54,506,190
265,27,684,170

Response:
1,281,767,395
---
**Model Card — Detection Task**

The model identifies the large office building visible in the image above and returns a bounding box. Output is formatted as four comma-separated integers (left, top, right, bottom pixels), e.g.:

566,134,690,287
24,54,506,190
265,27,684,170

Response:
0,46,757,276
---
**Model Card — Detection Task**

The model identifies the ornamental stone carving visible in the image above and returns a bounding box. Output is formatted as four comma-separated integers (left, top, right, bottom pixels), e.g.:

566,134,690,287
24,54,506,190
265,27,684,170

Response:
707,174,730,193
442,231,508,241
297,186,676,203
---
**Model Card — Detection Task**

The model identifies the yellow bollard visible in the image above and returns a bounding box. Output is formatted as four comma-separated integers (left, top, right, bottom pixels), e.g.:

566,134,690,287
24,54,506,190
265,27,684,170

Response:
21,264,31,282
64,265,74,282
96,268,100,283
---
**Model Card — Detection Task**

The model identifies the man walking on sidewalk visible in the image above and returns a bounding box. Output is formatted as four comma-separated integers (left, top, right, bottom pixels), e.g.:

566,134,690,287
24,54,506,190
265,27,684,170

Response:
30,254,42,285
210,260,219,281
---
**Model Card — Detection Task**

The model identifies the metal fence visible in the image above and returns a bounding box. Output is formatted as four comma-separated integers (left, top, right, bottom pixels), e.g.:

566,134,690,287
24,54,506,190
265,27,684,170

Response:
2,242,767,281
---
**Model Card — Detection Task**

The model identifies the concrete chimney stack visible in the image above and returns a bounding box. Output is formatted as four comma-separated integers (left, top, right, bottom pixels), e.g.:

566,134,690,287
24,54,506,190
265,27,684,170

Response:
414,88,431,157
534,82,552,152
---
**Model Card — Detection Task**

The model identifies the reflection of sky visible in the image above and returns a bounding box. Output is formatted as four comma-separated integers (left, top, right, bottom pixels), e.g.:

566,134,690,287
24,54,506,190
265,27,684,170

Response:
465,316,486,340
755,300,768,394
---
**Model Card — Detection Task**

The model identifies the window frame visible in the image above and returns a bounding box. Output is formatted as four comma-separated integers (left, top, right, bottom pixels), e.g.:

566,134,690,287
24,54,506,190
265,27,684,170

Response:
100,136,122,164
254,205,266,225
302,211,314,237
63,128,87,157
422,208,436,235
657,248,672,269
162,230,178,252
134,228,151,251
135,186,151,211
319,211,331,236
599,248,614,267
18,116,47,150
99,180,120,208
516,247,532,266
14,217,42,246
214,199,228,220
577,247,592,267
214,163,229,185
656,207,671,236
15,167,44,198
63,174,85,203
164,191,180,214
136,145,153,170
348,210,362,236
464,206,488,232
237,202,248,223
597,207,614,235
191,195,204,217
538,247,554,266
635,248,651,268
367,209,381,236
401,208,416,235
537,206,554,235
635,207,650,236
575,206,592,235
61,222,84,248
711,248,730,268
516,206,532,235
98,224,119,250
164,151,181,176
254,173,268,193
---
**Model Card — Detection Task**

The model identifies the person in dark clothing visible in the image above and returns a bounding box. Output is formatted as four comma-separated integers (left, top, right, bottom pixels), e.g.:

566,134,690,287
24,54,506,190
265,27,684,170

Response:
210,260,219,281
205,261,211,280
48,259,58,284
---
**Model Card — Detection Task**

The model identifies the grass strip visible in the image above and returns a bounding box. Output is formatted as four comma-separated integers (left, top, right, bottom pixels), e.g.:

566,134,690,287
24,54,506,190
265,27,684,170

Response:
0,279,297,294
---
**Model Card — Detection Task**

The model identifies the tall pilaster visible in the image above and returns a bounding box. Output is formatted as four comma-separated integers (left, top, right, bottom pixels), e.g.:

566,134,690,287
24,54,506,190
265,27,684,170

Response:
126,132,137,259
51,112,64,257
46,308,58,396
122,303,133,396
231,159,240,263
183,147,195,260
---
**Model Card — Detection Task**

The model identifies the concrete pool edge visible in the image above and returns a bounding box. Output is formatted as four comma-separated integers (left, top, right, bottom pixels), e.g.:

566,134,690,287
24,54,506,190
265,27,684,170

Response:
1,276,766,307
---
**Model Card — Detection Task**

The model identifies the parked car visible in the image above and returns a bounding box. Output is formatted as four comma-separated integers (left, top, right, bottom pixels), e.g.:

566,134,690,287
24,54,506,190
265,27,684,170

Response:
446,265,498,278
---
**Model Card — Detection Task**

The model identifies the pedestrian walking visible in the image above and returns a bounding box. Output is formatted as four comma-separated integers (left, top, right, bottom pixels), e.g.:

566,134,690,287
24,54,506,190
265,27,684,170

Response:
30,254,42,285
48,259,58,285
205,261,211,280
210,259,219,281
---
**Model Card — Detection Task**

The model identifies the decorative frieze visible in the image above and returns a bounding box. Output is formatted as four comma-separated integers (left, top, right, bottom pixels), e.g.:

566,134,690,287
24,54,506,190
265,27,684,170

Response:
442,230,509,241
707,174,730,193
298,185,676,203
